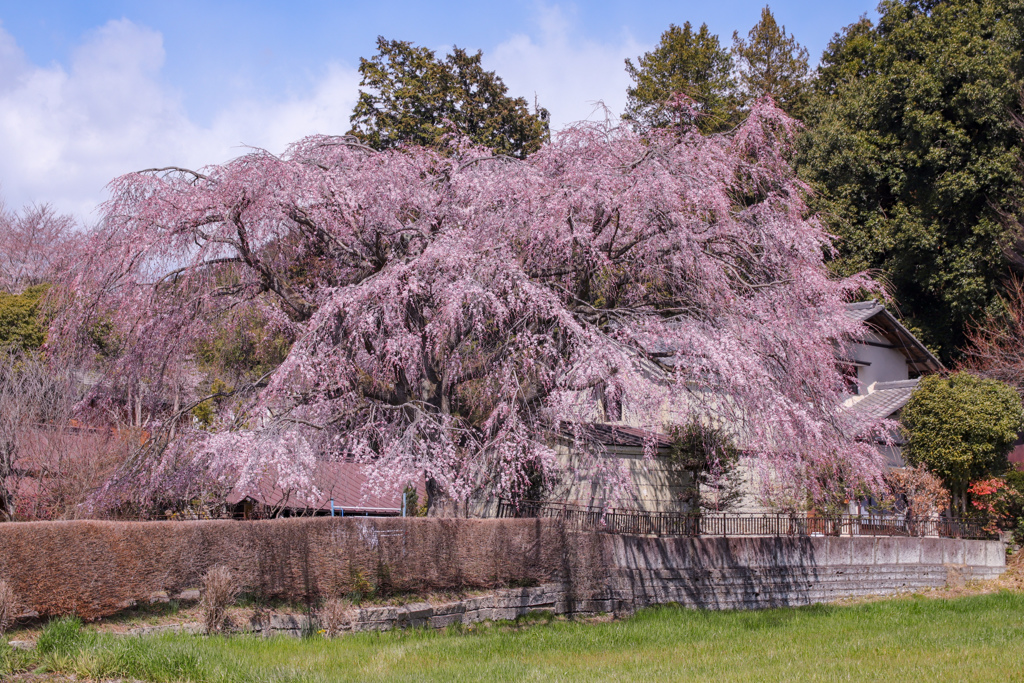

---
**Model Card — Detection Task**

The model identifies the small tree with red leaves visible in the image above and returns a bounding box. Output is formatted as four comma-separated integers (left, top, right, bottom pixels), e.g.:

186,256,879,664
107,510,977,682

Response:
969,477,1024,538
884,464,950,521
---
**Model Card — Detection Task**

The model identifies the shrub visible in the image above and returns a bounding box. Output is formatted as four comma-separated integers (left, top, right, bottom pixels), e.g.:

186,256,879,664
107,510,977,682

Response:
969,475,1024,538
199,566,238,634
348,565,374,603
402,484,427,517
667,421,743,513
902,373,1024,512
0,284,49,351
1006,469,1024,547
884,465,951,519
0,580,16,635
317,598,353,637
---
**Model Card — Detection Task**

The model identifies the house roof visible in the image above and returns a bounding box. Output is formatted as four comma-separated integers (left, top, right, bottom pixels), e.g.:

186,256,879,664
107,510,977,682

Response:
226,461,420,515
642,303,942,377
843,379,919,425
845,301,887,324
844,302,944,375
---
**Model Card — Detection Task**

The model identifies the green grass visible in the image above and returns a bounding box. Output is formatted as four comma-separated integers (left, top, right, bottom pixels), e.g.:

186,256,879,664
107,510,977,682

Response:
4,592,1024,682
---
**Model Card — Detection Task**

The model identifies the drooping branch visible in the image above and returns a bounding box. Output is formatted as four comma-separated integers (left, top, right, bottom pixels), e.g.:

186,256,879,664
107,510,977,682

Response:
53,99,889,515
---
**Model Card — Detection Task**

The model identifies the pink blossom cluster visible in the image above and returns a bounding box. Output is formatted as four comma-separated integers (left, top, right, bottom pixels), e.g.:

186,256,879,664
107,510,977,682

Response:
54,98,888,511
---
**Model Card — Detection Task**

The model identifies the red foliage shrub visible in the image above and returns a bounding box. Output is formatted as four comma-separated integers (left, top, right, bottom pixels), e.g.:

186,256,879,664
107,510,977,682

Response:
885,465,951,519
969,477,1024,534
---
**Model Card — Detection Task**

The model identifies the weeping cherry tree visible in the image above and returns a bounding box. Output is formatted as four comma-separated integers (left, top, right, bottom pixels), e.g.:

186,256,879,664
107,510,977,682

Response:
53,99,889,514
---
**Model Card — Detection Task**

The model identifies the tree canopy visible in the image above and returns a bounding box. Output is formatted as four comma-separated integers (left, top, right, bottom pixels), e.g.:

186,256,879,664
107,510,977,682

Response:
348,37,548,158
0,284,49,351
902,372,1024,510
55,101,889,514
0,201,73,295
623,22,736,134
800,0,1024,360
732,6,811,117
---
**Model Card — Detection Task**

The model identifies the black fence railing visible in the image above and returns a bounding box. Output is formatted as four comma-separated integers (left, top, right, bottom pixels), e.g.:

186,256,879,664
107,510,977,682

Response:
496,500,996,540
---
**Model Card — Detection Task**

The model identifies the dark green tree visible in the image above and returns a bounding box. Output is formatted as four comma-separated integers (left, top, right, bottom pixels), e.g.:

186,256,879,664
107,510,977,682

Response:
623,22,736,134
902,372,1024,512
800,0,1024,361
813,15,875,98
732,6,811,116
349,37,548,158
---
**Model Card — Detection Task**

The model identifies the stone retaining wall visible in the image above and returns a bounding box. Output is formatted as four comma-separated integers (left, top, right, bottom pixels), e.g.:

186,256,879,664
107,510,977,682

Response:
580,534,1006,613
276,534,1008,634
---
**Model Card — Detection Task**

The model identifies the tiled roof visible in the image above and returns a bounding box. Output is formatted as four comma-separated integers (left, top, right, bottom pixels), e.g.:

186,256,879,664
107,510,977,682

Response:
844,300,885,324
843,379,919,424
843,302,943,374
226,461,422,514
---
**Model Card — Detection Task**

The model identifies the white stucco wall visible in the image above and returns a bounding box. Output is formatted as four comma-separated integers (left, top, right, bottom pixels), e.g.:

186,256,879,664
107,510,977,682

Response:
847,331,910,393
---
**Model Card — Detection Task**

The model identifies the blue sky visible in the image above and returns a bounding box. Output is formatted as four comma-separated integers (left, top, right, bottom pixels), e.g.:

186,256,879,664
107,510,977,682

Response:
0,1,878,218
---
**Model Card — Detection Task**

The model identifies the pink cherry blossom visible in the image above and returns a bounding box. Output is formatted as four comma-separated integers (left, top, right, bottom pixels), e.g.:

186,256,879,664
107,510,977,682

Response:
53,98,888,514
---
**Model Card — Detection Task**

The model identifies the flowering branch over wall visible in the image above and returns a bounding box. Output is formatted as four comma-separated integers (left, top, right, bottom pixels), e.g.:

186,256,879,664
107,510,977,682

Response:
53,99,888,513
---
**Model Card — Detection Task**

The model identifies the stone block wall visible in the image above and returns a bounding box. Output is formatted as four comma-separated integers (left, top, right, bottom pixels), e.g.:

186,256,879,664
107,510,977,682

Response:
579,534,1006,613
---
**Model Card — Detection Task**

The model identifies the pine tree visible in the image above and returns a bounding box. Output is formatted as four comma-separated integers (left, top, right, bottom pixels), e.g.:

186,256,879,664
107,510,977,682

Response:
623,22,736,134
732,7,811,116
813,15,875,98
349,38,548,158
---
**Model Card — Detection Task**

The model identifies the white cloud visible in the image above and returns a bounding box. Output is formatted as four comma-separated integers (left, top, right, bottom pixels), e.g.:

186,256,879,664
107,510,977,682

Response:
0,20,360,220
488,4,647,130
0,6,646,221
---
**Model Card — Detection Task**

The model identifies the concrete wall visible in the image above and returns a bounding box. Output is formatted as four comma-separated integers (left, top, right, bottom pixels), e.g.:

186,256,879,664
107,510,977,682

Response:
577,534,1006,613
200,534,1012,635
256,534,1009,635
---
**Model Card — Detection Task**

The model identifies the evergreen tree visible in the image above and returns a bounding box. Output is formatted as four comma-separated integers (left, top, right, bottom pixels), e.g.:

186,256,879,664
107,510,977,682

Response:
902,373,1023,513
732,6,811,116
623,22,736,133
349,37,548,158
814,15,875,98
0,285,48,352
800,0,1024,360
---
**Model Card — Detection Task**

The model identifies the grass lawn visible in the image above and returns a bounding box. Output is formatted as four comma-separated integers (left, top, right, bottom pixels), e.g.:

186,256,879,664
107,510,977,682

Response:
4,592,1024,682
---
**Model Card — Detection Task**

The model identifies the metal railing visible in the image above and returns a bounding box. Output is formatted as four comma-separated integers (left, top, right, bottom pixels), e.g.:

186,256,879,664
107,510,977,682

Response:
496,500,995,540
